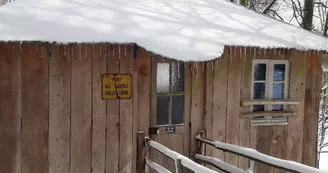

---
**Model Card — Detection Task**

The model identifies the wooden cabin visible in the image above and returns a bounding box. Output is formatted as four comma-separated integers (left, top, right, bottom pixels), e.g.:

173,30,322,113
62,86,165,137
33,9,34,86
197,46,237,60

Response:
1,0,328,173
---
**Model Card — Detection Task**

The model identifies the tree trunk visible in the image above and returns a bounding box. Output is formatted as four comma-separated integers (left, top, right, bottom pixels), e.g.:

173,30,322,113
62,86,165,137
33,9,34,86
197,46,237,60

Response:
302,0,314,30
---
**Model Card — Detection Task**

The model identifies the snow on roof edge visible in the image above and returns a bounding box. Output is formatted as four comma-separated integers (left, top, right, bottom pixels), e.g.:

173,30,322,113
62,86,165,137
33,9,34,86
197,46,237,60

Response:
0,40,326,63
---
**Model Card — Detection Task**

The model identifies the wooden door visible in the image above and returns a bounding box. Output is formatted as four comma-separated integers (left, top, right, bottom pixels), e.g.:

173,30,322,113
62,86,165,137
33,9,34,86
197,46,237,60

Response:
149,59,191,172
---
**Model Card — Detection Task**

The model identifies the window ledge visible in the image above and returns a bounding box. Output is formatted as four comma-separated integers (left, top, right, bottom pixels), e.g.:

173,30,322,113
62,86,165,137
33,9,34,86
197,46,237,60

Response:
240,99,300,106
250,118,288,126
242,111,295,118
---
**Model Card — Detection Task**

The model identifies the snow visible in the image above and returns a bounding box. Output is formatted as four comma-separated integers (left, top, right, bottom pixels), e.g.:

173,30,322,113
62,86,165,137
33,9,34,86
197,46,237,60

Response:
195,135,328,173
1,0,328,61
195,154,247,173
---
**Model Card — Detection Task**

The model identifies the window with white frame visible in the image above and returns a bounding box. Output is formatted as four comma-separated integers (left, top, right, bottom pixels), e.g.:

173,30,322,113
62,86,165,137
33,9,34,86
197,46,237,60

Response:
251,60,290,125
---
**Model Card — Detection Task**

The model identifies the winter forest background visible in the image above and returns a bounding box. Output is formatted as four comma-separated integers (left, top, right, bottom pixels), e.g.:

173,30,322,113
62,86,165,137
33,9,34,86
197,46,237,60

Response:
0,0,327,170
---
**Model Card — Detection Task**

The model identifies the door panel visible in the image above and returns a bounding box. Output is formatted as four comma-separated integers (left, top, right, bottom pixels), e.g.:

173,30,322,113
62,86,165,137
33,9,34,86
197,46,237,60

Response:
150,133,184,172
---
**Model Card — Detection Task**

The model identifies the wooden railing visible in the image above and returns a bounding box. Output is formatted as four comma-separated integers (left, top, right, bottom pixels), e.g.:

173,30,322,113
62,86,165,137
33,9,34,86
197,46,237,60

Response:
195,131,327,173
136,130,326,173
136,131,218,173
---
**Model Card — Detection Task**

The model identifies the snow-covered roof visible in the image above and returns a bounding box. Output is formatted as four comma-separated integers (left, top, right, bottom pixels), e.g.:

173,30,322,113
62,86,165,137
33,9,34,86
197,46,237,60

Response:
1,0,328,61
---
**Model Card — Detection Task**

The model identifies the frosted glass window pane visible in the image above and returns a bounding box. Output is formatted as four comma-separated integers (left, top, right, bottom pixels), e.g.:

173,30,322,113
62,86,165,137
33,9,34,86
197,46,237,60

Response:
172,63,184,93
157,63,170,93
253,83,265,99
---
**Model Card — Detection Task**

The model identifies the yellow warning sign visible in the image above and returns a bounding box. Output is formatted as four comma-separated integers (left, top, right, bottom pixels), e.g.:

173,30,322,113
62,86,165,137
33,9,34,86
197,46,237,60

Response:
101,74,132,99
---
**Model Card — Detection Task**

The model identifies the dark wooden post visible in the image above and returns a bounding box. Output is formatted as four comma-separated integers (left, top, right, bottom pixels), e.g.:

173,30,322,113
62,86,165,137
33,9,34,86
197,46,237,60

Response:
137,131,145,173
176,158,183,173
197,131,206,165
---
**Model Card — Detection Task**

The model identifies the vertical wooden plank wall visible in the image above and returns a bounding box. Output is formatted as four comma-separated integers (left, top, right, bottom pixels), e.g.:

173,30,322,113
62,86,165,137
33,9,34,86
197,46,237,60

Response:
287,50,307,166
0,42,21,173
70,44,92,173
226,46,242,167
119,45,133,173
239,47,251,170
303,51,322,167
211,49,228,166
49,44,70,173
270,49,288,173
205,62,214,162
0,42,323,173
106,44,120,173
92,44,106,173
21,43,49,173
190,63,205,157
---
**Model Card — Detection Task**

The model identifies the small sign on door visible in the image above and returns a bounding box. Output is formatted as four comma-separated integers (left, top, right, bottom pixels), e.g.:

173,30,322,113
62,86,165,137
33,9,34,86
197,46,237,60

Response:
101,74,132,99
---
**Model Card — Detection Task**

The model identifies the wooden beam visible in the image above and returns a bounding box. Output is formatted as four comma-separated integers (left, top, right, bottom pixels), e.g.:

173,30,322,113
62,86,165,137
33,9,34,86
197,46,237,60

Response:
136,131,145,173
242,111,295,118
241,99,300,106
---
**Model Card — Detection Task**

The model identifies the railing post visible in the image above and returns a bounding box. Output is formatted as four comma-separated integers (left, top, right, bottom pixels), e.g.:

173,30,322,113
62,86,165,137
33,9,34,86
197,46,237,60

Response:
197,131,206,165
137,131,145,173
176,158,183,173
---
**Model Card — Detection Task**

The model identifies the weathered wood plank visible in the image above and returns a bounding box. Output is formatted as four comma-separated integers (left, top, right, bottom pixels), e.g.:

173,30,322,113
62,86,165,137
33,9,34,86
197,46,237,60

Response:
132,70,138,173
70,44,92,173
255,126,273,173
0,42,21,173
22,42,49,173
106,44,120,173
205,62,214,160
92,44,107,173
119,45,133,173
239,47,251,170
303,51,322,167
136,48,151,134
286,50,307,166
271,126,287,173
254,48,272,173
212,48,229,165
226,46,242,167
249,48,258,153
190,62,205,158
49,44,70,173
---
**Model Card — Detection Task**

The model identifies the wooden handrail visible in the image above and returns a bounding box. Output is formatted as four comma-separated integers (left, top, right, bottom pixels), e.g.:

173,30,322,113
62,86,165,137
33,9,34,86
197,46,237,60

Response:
195,154,246,173
241,99,300,106
145,137,217,173
195,134,326,173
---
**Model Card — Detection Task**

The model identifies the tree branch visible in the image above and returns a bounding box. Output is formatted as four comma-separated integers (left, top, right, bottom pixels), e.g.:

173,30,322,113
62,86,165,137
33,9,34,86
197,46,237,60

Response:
263,0,278,14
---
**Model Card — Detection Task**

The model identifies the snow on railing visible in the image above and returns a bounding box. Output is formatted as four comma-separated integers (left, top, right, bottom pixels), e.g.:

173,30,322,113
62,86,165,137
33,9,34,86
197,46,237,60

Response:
195,134,327,173
145,137,218,173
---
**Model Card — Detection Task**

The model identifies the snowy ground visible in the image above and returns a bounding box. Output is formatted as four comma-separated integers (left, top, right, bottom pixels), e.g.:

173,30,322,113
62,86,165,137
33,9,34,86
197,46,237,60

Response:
320,154,328,171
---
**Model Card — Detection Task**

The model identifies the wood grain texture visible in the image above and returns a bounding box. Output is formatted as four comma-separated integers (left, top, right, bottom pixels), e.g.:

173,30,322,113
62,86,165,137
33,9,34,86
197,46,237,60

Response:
106,44,120,173
49,44,70,173
183,63,191,159
21,42,49,173
254,48,272,173
239,47,251,170
132,70,138,173
70,44,92,173
136,48,151,134
286,50,307,165
190,62,205,158
119,45,133,173
212,49,228,164
226,46,242,167
92,44,107,173
303,51,322,167
205,62,214,160
249,53,258,153
0,42,21,173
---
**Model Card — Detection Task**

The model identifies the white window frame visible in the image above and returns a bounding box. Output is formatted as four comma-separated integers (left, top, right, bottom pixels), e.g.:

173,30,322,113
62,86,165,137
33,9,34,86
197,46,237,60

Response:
250,59,290,126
